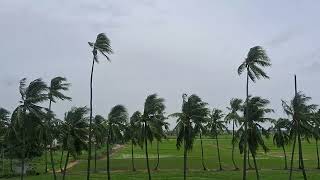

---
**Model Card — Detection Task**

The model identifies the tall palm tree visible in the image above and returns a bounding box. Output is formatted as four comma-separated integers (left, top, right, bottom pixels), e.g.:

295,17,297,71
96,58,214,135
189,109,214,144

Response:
11,78,48,180
105,105,128,180
206,108,228,171
283,92,317,180
236,96,273,180
170,94,209,180
238,46,271,180
272,118,290,169
127,111,142,171
139,94,166,180
61,107,88,180
87,33,113,180
92,115,106,172
45,76,71,179
225,98,243,170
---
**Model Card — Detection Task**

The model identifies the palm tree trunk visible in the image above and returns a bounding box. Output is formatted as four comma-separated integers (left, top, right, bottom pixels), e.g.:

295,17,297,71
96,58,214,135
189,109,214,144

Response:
94,142,97,172
20,129,25,180
154,140,160,170
144,122,151,180
2,147,4,176
49,144,57,180
60,150,64,172
10,158,13,173
131,140,136,171
289,134,297,180
242,71,249,180
62,151,69,180
251,150,260,180
87,58,95,180
183,125,187,180
200,132,206,170
316,139,320,169
232,121,238,170
282,145,288,169
107,131,111,180
216,134,222,170
48,100,57,180
45,144,48,173
248,150,253,169
298,132,307,180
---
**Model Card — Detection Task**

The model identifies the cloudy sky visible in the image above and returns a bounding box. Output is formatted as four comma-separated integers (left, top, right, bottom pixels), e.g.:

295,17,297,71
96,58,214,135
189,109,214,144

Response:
1,0,320,128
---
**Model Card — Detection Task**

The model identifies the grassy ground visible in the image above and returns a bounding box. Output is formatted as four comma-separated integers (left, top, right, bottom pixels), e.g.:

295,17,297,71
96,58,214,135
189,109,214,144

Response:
5,135,320,179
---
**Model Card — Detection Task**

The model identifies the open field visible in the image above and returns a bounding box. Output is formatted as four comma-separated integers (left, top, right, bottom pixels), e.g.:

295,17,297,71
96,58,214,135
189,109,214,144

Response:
6,135,320,179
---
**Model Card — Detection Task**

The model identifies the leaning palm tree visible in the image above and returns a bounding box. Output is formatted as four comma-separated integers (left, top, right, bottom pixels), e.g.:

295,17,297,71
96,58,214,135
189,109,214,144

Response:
206,108,228,171
11,78,48,180
238,46,271,180
45,76,71,179
87,33,113,180
170,94,209,180
127,111,143,171
283,92,317,180
92,115,106,172
272,118,290,169
61,107,88,180
139,94,166,180
236,96,273,180
105,105,128,180
225,98,243,170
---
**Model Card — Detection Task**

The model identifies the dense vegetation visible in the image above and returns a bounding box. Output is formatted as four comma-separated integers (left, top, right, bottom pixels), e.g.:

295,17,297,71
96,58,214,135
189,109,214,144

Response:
1,33,319,180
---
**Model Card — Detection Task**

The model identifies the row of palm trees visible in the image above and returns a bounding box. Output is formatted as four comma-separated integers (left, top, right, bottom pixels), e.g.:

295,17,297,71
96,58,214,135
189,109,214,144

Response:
0,33,319,180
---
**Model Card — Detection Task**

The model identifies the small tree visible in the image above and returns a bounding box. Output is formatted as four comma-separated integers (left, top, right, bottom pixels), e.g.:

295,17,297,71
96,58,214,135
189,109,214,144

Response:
272,118,290,169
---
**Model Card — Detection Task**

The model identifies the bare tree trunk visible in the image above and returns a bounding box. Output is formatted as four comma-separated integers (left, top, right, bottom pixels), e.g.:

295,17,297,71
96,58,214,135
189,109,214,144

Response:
154,141,160,170
49,144,57,180
183,125,187,180
282,145,288,169
45,144,48,173
200,132,206,170
107,131,111,180
144,122,151,180
242,72,249,180
316,139,320,169
87,58,95,180
20,130,25,180
62,151,69,180
232,121,238,170
131,140,136,171
216,134,222,171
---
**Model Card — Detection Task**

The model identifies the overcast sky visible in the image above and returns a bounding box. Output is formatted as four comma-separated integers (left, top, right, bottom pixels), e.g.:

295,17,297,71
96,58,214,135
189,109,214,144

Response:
1,0,320,129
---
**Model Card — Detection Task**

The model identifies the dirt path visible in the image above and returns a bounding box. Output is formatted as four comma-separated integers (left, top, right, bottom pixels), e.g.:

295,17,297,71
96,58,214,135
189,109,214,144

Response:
53,144,125,173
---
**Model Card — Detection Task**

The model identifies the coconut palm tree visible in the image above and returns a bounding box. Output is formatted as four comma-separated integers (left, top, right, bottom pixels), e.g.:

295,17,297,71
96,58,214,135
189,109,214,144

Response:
127,111,143,171
105,105,128,180
61,107,88,180
272,118,290,169
139,94,166,180
92,115,106,172
10,78,48,180
236,96,273,180
283,92,317,180
238,46,271,180
87,33,113,180
225,98,243,170
206,108,228,171
45,76,71,179
170,94,209,180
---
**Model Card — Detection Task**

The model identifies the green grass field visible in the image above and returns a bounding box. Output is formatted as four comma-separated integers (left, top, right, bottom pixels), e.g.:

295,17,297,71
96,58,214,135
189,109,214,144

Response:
6,135,320,179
